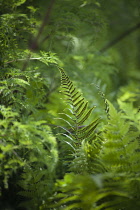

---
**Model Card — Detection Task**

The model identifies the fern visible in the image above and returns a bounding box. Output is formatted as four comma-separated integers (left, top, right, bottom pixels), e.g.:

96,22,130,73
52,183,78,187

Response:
100,100,140,173
57,68,103,175
18,166,54,210
59,67,100,146
55,172,132,210
54,70,140,210
1,0,140,209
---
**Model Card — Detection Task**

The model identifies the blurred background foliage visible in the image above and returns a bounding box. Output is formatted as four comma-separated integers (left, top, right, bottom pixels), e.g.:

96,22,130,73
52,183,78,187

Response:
0,0,140,209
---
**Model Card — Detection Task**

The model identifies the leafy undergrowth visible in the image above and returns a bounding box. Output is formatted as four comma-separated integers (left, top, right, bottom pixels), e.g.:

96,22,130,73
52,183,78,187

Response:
1,1,140,209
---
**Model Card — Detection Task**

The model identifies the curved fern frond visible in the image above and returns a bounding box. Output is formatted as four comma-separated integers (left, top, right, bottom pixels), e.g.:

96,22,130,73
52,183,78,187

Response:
59,67,100,145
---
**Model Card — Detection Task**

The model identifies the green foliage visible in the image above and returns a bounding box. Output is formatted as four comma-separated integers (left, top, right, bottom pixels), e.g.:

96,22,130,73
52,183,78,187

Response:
0,0,140,209
55,172,140,210
101,100,140,172
18,166,55,210
0,104,58,187
53,71,140,210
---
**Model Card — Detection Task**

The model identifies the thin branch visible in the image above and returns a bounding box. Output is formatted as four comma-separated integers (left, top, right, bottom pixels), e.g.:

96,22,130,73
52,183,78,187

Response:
6,57,42,64
100,22,140,53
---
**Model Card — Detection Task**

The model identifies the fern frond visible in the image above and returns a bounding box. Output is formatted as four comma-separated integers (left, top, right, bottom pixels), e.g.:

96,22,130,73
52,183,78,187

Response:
59,67,100,145
18,165,54,209
101,101,140,173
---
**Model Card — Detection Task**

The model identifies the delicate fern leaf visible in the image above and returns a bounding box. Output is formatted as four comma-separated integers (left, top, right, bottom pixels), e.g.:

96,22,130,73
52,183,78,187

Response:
59,67,68,78
77,107,95,126
62,81,72,89
79,118,100,134
80,123,99,140
59,113,74,121
56,118,75,131
62,140,76,150
69,82,73,90
71,91,80,99
76,133,96,142
62,89,71,97
62,133,77,143
61,80,71,88
70,87,76,95
75,101,88,118
74,102,85,117
63,96,72,103
57,126,73,136
72,94,83,105
62,93,72,99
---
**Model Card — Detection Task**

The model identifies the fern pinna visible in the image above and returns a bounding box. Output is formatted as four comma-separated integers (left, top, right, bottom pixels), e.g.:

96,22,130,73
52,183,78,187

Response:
59,67,100,147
